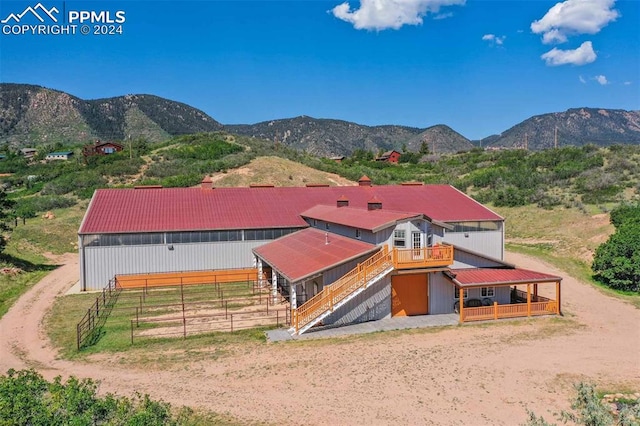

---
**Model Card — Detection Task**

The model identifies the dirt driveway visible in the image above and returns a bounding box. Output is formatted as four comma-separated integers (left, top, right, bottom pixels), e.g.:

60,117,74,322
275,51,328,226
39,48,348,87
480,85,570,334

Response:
1,252,638,425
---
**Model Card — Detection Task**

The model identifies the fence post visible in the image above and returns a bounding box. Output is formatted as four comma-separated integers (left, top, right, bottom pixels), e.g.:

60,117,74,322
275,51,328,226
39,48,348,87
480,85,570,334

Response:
181,284,186,338
136,306,139,327
493,302,498,320
276,310,279,326
77,323,81,351
130,320,134,344
230,314,233,332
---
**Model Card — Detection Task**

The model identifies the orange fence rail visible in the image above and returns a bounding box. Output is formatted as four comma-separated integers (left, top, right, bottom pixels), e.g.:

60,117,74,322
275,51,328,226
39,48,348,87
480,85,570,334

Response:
292,246,393,333
463,300,558,322
392,245,453,269
116,268,259,289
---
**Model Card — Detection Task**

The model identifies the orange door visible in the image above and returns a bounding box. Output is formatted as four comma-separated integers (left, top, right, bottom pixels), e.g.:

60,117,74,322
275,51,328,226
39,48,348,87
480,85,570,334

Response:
391,274,428,316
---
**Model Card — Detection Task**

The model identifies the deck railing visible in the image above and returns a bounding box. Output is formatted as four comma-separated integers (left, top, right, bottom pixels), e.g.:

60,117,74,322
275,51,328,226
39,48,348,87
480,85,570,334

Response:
292,246,393,333
392,245,453,269
462,300,558,322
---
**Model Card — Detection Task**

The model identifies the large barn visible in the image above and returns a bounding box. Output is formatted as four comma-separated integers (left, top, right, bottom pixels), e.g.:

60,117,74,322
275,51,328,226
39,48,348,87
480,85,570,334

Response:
78,176,561,333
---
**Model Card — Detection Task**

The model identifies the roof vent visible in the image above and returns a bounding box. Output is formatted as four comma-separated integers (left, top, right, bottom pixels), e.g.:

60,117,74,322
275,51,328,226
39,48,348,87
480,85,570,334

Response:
134,185,163,190
358,175,372,187
401,181,423,186
249,184,275,188
367,196,382,210
337,195,349,208
201,176,213,190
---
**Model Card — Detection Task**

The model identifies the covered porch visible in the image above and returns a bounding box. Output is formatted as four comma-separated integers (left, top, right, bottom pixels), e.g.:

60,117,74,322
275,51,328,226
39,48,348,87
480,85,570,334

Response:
444,268,562,323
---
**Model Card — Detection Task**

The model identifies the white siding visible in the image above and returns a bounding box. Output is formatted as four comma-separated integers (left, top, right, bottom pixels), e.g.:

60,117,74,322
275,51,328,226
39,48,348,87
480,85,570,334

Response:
429,272,456,314
452,248,508,269
323,275,391,326
81,240,268,291
443,230,504,260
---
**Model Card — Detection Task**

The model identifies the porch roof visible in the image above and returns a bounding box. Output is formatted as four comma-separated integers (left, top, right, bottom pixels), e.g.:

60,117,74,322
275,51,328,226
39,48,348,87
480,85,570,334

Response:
444,268,562,288
253,228,379,283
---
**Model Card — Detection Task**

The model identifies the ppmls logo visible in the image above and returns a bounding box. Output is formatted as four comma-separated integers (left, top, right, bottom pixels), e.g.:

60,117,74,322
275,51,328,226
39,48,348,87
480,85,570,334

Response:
2,2,126,36
1,2,58,23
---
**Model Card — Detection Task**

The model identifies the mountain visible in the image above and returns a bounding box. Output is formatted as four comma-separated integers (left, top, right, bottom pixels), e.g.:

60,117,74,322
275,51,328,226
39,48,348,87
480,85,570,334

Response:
226,116,422,156
404,125,474,154
488,108,640,150
0,83,222,146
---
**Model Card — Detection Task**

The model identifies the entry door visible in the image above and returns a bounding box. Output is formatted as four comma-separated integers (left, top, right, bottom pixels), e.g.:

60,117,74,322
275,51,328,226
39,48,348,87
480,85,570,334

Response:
412,232,422,259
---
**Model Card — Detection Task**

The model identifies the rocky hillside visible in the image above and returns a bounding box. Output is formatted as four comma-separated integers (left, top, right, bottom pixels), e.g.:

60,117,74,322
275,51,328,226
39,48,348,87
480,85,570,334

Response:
404,125,474,154
226,116,425,156
489,108,640,150
0,83,222,146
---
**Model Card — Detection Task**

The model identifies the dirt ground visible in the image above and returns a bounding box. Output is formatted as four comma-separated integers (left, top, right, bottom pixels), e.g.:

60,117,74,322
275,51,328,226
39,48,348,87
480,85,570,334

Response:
1,252,638,425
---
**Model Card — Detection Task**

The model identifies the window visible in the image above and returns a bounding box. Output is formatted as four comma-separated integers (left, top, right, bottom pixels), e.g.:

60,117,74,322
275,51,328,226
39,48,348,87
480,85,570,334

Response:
453,288,468,299
393,230,406,247
481,287,495,297
355,229,361,239
313,219,318,226
325,222,330,230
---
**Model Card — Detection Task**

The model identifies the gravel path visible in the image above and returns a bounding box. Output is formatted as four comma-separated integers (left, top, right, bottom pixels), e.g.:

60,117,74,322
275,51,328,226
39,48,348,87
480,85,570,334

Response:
1,252,638,425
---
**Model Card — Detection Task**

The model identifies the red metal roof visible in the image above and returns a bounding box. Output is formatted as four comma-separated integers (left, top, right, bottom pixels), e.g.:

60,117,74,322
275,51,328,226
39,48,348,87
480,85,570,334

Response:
300,205,421,232
253,228,378,282
79,184,503,234
447,268,562,287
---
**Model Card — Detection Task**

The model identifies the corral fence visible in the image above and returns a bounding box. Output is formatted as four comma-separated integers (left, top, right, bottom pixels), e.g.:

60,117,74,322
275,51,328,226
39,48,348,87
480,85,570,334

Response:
128,281,290,343
76,278,122,350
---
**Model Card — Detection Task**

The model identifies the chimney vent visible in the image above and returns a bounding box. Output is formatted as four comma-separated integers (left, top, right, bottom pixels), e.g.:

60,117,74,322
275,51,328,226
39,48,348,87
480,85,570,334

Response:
358,175,372,187
367,196,382,210
201,176,213,190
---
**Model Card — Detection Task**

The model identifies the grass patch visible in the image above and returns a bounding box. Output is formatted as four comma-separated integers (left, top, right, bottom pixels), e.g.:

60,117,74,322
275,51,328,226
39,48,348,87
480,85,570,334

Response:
47,283,276,365
8,203,85,255
0,253,57,319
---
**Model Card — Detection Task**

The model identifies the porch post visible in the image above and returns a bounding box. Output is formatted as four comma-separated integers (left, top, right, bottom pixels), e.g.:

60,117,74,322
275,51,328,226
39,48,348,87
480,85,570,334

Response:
526,283,531,317
556,281,561,315
533,283,538,301
257,258,264,288
272,269,278,304
290,282,297,310
459,287,464,323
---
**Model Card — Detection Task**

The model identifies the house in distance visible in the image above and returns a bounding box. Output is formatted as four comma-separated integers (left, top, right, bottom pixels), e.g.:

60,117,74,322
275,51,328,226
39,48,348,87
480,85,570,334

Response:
78,176,562,335
82,141,124,158
376,150,402,163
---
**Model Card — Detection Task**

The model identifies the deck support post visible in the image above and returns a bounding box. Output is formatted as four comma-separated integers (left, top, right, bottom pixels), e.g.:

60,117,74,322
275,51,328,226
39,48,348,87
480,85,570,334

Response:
533,283,538,301
257,258,264,288
272,269,278,304
290,282,297,310
556,281,561,315
459,287,464,323
526,283,531,317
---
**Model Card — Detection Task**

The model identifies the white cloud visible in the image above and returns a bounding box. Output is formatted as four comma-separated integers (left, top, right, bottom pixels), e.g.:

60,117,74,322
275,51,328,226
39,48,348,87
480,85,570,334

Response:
541,41,597,66
594,75,608,85
579,75,587,83
531,0,619,44
331,0,466,31
623,81,632,85
433,12,453,20
482,33,505,45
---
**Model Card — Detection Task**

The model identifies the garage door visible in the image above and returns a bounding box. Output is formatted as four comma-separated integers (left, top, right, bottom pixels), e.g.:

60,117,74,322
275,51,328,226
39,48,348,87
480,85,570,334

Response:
391,274,428,317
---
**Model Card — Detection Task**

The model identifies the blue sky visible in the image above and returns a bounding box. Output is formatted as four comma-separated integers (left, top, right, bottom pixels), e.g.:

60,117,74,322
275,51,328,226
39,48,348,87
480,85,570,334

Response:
1,0,638,140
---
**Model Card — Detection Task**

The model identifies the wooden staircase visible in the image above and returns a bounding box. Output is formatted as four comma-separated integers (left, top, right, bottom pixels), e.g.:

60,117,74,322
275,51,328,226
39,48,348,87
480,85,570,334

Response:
290,246,394,335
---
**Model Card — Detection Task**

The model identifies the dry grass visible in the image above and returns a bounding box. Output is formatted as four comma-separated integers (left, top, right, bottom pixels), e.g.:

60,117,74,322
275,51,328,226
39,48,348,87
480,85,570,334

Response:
207,156,354,187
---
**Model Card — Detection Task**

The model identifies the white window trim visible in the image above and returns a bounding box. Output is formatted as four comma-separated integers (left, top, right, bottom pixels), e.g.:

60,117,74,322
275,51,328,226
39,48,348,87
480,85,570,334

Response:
355,229,362,239
393,229,406,248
